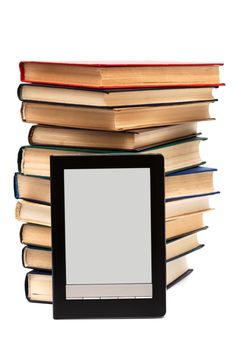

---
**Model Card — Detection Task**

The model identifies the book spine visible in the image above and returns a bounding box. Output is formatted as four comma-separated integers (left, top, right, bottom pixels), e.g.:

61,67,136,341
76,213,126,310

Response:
19,62,25,82
17,146,25,173
28,126,36,145
24,270,30,302
20,102,25,122
13,173,19,199
22,246,26,268
19,224,25,244
167,269,193,289
17,84,23,101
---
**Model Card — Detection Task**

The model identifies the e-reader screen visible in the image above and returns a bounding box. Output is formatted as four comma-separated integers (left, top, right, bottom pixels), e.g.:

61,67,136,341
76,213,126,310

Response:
64,168,152,300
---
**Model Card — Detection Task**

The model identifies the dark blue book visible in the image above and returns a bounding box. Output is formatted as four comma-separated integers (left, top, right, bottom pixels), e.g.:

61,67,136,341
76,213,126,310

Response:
14,166,219,205
25,256,194,303
166,166,219,201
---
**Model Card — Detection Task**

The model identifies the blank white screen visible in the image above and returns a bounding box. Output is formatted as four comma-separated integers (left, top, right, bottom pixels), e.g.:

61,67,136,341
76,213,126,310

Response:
64,168,152,298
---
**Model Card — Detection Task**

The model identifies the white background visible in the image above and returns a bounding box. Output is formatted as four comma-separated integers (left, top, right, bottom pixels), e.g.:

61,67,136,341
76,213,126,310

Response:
0,0,232,349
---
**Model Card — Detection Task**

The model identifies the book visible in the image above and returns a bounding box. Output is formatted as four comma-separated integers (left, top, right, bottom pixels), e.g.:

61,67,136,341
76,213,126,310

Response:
166,213,208,241
165,166,217,200
19,212,208,248
25,256,193,303
14,167,218,205
166,233,204,262
18,83,216,107
166,257,193,289
20,223,51,248
23,246,51,270
16,189,213,226
21,100,215,131
22,232,203,270
19,61,223,88
25,270,52,303
166,194,213,219
16,200,51,226
18,137,205,177
165,166,218,201
15,196,212,228
28,123,199,151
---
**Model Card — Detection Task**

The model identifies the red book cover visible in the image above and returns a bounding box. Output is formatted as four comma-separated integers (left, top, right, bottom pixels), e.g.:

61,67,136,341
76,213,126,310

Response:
19,61,224,89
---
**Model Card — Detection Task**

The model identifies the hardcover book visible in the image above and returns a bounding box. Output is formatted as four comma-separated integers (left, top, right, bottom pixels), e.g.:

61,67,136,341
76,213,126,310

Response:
22,233,204,271
28,123,199,151
18,137,205,177
25,256,193,303
19,61,223,88
18,83,216,107
14,166,218,205
19,212,208,247
21,100,216,131
15,194,215,227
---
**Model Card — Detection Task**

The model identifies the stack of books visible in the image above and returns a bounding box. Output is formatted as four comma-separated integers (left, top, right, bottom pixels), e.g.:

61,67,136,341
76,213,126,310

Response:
15,61,223,303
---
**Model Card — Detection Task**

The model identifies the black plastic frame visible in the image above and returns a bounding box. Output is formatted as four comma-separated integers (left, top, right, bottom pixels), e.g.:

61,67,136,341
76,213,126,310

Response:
51,154,166,319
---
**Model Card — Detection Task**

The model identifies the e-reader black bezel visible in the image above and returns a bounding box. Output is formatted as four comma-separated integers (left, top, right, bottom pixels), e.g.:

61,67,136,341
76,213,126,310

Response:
51,154,166,319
